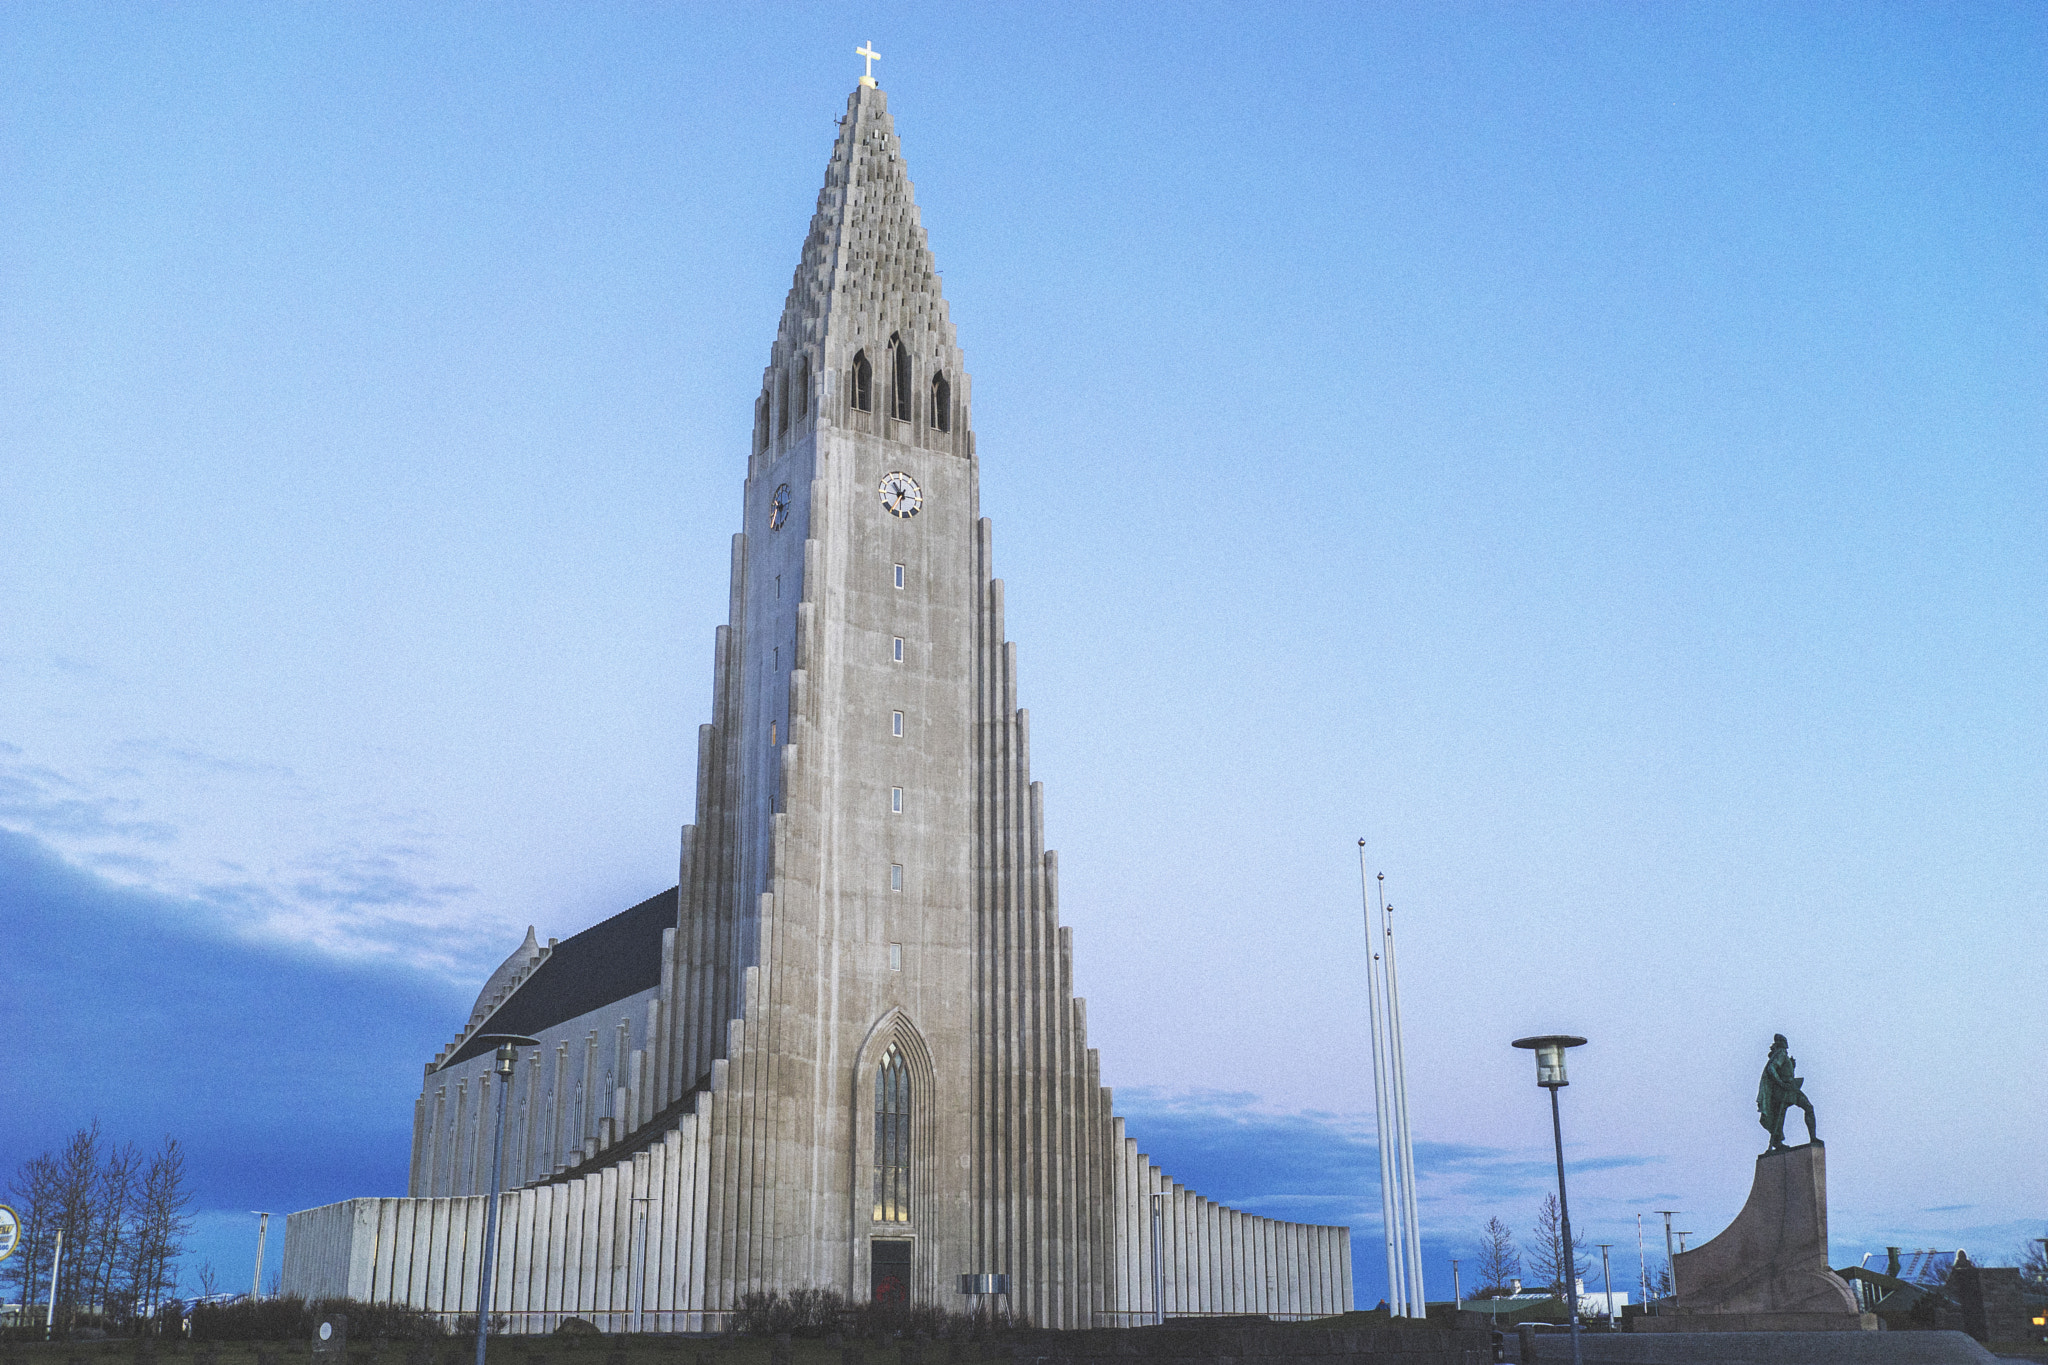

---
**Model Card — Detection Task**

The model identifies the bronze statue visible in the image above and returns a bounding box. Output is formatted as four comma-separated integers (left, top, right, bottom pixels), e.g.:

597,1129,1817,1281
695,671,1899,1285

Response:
1757,1033,1817,1151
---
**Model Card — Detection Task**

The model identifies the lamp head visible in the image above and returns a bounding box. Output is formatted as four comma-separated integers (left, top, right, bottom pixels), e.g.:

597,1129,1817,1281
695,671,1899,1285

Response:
474,1033,540,1076
1512,1034,1588,1088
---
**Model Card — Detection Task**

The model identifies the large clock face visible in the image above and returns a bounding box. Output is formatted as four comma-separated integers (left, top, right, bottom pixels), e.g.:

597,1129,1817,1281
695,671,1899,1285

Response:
769,484,792,530
879,471,923,519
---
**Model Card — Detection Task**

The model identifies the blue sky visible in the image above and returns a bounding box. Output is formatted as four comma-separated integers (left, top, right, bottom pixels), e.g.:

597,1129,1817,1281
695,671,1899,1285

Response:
3,2,2044,1308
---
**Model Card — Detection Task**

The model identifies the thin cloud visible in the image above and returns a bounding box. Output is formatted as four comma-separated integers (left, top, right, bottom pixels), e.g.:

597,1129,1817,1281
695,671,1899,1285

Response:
0,739,502,979
0,765,179,842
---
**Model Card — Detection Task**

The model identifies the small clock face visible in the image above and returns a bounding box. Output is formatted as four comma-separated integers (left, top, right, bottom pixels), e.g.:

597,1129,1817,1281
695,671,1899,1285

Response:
769,484,792,530
879,471,923,519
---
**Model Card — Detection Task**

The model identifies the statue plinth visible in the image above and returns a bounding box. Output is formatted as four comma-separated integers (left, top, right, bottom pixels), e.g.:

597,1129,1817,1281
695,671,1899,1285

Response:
1639,1141,1872,1333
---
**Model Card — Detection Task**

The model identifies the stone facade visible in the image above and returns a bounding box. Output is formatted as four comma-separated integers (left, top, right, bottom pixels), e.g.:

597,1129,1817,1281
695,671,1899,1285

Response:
281,82,1352,1329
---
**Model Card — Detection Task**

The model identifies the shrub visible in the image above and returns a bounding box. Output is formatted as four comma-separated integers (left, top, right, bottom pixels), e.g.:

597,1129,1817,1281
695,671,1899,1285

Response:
190,1297,447,1343
729,1290,1025,1342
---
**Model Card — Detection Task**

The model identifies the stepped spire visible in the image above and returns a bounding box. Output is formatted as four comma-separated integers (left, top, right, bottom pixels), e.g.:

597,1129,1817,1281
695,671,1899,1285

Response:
763,85,964,445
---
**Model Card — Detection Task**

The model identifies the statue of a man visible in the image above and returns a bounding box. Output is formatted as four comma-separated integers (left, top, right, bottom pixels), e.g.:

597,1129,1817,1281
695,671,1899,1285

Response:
1757,1033,1817,1151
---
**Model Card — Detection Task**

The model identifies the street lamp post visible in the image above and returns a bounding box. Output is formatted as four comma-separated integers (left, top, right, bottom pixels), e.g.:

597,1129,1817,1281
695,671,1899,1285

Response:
472,1035,538,1365
1512,1035,1587,1365
1656,1211,1679,1310
251,1213,272,1301
1452,1259,1462,1312
1595,1244,1614,1328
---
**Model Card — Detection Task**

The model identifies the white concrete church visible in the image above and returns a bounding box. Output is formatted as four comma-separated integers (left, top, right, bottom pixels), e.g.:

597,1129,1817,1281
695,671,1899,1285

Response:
281,75,1353,1331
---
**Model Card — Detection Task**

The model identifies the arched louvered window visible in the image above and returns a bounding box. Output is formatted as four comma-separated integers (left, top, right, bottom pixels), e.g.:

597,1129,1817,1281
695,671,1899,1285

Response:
777,369,789,436
929,371,951,433
797,356,810,418
890,335,912,422
874,1045,910,1222
851,351,873,412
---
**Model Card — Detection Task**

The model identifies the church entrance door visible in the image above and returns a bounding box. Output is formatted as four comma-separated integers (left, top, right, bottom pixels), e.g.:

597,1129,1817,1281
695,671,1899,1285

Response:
871,1239,911,1304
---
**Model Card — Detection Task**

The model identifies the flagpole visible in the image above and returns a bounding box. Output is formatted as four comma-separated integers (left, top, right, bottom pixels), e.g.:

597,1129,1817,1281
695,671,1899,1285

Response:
1358,840,1403,1315
1383,897,1426,1315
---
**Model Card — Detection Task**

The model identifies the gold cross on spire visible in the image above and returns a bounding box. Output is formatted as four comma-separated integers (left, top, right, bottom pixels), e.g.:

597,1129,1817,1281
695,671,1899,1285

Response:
856,42,881,88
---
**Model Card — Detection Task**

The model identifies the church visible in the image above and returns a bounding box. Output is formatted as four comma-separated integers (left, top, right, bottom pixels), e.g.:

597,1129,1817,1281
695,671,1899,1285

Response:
280,73,1353,1331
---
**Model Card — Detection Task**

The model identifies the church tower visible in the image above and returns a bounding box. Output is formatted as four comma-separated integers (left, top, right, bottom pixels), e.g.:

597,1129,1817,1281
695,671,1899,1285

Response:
281,80,1353,1329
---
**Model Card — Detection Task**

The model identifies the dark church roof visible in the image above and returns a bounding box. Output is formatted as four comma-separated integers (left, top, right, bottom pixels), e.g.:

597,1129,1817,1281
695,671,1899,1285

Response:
439,887,675,1070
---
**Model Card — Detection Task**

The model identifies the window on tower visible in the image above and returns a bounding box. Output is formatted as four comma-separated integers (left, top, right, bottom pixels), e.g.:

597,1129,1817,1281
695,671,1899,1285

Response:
874,1045,909,1221
755,392,769,451
796,356,810,418
890,787,903,814
892,637,904,663
893,564,905,589
890,864,903,891
892,711,904,737
851,351,873,412
930,371,950,432
777,370,788,436
889,335,912,421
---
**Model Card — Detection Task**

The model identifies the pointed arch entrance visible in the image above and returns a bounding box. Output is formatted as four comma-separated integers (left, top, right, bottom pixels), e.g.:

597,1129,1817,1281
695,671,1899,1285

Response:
853,1008,937,1304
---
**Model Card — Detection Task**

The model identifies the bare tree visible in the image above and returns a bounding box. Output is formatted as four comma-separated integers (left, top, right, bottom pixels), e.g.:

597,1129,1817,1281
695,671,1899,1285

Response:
1474,1216,1523,1296
195,1262,220,1300
1529,1194,1590,1307
50,1121,107,1326
125,1137,192,1319
2020,1233,2047,1287
90,1141,140,1321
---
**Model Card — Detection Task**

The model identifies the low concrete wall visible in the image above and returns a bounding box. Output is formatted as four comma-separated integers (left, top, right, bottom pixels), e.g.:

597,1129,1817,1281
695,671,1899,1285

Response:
1011,1325,1493,1365
1521,1328,2004,1365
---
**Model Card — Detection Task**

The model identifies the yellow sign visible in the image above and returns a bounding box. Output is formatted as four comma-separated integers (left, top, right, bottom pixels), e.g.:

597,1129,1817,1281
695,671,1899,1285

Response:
0,1204,19,1262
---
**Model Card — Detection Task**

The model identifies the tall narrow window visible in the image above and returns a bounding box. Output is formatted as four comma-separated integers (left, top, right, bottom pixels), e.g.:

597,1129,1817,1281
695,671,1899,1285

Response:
892,637,904,662
930,371,951,432
851,351,873,412
755,393,769,451
874,1045,909,1222
890,864,903,891
777,370,789,436
796,356,810,418
893,564,905,589
889,335,912,421
891,711,904,738
769,721,777,746
890,787,903,814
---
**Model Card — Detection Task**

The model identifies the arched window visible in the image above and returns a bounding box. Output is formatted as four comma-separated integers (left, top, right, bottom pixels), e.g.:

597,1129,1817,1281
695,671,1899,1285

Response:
874,1045,909,1222
890,335,912,422
929,371,951,433
777,369,789,436
796,356,810,419
850,351,872,412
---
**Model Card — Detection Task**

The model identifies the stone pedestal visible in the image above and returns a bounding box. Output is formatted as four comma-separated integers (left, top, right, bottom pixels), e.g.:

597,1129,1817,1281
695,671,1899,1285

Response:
1661,1141,1863,1329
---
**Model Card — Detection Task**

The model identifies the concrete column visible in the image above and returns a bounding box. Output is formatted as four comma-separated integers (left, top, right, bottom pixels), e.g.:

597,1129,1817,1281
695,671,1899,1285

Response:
543,1183,569,1315
655,1131,682,1327
523,1051,542,1185
458,1196,487,1320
